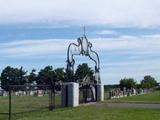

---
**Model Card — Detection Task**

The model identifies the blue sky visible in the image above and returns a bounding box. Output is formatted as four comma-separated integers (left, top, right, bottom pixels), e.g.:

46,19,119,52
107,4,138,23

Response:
0,0,160,84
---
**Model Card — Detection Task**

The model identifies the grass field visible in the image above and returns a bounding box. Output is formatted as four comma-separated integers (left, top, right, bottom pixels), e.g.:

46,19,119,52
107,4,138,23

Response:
107,90,160,103
0,93,61,120
10,104,160,120
0,94,62,112
0,90,160,120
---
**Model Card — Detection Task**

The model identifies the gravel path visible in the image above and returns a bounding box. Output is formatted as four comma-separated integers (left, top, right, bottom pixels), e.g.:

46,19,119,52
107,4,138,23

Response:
107,103,160,109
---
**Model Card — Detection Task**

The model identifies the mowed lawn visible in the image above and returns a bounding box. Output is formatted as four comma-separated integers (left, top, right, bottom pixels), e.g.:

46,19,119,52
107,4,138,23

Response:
0,93,61,120
0,90,160,120
107,90,160,103
0,95,55,113
13,105,160,120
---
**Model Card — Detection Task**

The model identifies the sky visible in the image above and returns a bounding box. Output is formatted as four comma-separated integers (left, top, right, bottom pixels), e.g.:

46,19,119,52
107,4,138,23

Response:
0,0,160,84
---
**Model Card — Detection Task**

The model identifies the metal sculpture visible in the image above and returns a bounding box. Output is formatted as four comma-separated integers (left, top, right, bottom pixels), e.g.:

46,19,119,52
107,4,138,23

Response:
66,28,101,84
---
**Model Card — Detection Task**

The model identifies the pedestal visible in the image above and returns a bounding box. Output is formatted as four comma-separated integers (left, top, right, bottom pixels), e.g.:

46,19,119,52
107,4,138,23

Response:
61,82,79,107
96,84,104,101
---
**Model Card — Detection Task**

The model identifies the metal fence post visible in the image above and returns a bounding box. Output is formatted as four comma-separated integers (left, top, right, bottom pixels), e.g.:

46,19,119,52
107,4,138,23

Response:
50,88,53,111
9,86,11,120
49,84,54,111
66,85,68,107
53,86,55,109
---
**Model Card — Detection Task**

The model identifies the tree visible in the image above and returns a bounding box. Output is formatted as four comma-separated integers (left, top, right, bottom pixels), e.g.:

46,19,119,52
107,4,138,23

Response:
119,78,136,89
54,68,65,82
141,75,157,89
75,63,94,82
65,67,73,82
36,66,55,85
27,69,37,84
1,66,27,91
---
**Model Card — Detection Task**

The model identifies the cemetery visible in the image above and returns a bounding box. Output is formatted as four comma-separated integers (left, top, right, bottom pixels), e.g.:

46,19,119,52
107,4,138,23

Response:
0,34,104,120
0,90,160,120
0,0,160,120
0,34,160,120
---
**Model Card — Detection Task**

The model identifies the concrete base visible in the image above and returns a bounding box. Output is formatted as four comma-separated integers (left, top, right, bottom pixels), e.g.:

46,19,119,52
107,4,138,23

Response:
96,84,104,101
61,82,79,107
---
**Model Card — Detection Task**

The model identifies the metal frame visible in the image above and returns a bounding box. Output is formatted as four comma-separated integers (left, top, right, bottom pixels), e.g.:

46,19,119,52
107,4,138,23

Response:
66,33,101,84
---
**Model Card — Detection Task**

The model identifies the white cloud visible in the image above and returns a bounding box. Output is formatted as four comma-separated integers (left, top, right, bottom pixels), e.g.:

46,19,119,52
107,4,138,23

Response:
0,34,160,58
96,30,117,35
92,35,160,52
101,56,160,84
0,34,160,84
0,0,160,27
0,39,72,57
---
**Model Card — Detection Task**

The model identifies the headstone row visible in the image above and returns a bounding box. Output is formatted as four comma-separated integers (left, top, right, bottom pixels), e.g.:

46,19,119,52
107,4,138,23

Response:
0,89,49,97
109,87,151,99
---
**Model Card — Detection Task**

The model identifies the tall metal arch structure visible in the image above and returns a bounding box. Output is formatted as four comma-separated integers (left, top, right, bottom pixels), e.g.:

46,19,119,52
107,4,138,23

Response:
66,31,101,84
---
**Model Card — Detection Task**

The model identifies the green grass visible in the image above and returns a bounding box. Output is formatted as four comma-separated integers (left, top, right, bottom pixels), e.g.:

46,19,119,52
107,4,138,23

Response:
13,105,160,120
0,90,160,120
0,93,62,112
0,93,61,120
104,91,110,100
107,90,160,103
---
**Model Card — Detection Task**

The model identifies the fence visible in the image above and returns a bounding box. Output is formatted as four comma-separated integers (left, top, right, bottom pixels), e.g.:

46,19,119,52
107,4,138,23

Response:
0,84,62,120
0,85,9,120
0,83,99,120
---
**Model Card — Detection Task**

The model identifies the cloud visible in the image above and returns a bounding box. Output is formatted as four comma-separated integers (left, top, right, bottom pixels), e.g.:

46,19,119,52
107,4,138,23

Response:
92,35,160,52
101,55,160,84
0,34,160,58
96,30,118,35
0,0,160,27
0,39,72,57
0,34,160,84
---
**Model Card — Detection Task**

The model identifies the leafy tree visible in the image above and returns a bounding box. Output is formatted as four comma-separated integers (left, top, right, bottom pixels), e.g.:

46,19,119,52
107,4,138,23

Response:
75,63,94,82
36,66,55,85
120,78,136,89
65,67,73,82
141,75,157,89
54,68,65,82
27,69,37,84
1,66,27,91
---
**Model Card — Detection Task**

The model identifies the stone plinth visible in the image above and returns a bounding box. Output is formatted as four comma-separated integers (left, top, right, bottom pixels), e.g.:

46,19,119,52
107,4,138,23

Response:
96,84,104,101
61,82,79,107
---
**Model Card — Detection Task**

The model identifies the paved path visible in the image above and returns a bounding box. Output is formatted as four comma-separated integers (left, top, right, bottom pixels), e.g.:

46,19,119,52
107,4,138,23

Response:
107,103,160,109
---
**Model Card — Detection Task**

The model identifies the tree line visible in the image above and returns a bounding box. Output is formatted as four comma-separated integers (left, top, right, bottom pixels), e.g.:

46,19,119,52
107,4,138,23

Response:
0,63,94,91
119,75,158,89
0,63,158,91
